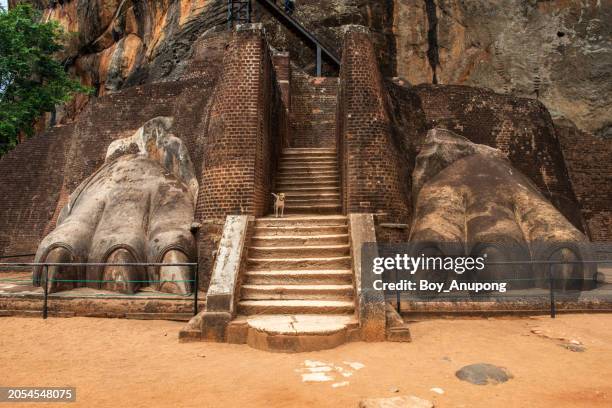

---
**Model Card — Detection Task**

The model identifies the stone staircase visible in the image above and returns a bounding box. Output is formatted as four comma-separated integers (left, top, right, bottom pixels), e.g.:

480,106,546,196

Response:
276,147,342,214
229,148,360,352
239,215,353,314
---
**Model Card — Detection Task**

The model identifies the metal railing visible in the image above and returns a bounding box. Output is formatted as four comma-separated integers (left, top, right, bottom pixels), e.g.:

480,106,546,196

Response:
225,0,340,76
384,259,612,318
0,262,199,319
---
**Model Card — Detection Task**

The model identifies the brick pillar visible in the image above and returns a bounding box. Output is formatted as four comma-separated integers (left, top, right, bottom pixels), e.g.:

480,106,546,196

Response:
199,24,269,220
337,27,410,223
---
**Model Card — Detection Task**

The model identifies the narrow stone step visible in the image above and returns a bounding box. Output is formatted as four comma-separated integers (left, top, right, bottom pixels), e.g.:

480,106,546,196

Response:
277,180,339,188
283,198,341,207
278,169,339,177
238,299,354,315
283,148,336,155
241,284,354,300
247,256,351,270
255,215,346,227
278,154,337,160
278,169,334,177
280,156,336,162
283,192,340,199
279,186,339,194
278,164,337,171
251,234,349,246
248,244,349,258
244,270,353,285
254,225,348,237
284,204,342,214
277,175,339,183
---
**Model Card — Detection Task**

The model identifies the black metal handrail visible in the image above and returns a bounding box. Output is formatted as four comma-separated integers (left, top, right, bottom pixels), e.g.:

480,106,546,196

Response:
255,0,340,75
0,262,200,319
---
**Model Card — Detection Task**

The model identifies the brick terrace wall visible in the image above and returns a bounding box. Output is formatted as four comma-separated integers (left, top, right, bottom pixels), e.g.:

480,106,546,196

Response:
556,123,612,242
0,125,74,258
290,70,338,148
336,28,410,230
404,83,585,233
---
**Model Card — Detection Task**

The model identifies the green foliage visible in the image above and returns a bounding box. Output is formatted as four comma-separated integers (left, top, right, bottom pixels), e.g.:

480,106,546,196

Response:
0,4,90,154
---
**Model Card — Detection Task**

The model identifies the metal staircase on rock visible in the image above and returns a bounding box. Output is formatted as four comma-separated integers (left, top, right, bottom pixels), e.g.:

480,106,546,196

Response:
232,148,359,352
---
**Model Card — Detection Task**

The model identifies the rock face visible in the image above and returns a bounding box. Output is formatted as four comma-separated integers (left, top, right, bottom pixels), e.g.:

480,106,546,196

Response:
33,117,198,294
392,0,611,137
14,0,609,136
9,0,227,95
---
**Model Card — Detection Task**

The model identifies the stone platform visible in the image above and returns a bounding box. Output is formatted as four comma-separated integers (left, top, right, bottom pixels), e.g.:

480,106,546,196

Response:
230,314,361,353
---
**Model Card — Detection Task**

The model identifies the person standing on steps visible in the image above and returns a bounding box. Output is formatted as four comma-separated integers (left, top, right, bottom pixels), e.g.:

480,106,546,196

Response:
284,0,295,15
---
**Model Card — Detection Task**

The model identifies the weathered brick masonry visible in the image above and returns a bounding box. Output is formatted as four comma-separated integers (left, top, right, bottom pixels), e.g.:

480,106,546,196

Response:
290,70,338,148
0,125,73,258
556,123,612,242
336,28,411,233
199,25,287,221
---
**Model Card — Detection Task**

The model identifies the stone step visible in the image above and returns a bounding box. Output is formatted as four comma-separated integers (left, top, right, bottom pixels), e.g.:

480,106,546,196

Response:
254,225,348,237
238,300,354,315
255,215,346,227
244,314,358,353
278,164,338,171
279,157,337,164
247,256,352,270
278,186,339,194
282,198,341,207
283,191,340,198
284,204,342,214
279,154,337,161
277,182,339,190
283,148,336,155
248,244,350,258
277,175,339,183
277,178,338,185
241,284,354,300
278,169,339,177
244,269,353,285
251,234,349,246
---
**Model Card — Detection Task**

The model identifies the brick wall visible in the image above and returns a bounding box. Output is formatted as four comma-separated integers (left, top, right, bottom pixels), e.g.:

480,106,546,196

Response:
0,125,74,259
336,28,411,231
556,123,612,242
289,70,338,148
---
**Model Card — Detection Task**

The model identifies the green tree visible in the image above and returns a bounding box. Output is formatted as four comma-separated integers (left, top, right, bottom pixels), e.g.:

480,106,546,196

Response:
0,4,89,154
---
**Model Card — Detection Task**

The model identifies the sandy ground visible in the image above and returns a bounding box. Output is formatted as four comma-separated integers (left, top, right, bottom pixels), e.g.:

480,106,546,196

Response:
1,315,611,408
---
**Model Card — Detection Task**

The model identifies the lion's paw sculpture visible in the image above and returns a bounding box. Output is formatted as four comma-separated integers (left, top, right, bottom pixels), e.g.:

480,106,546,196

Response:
410,128,593,291
34,117,198,294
